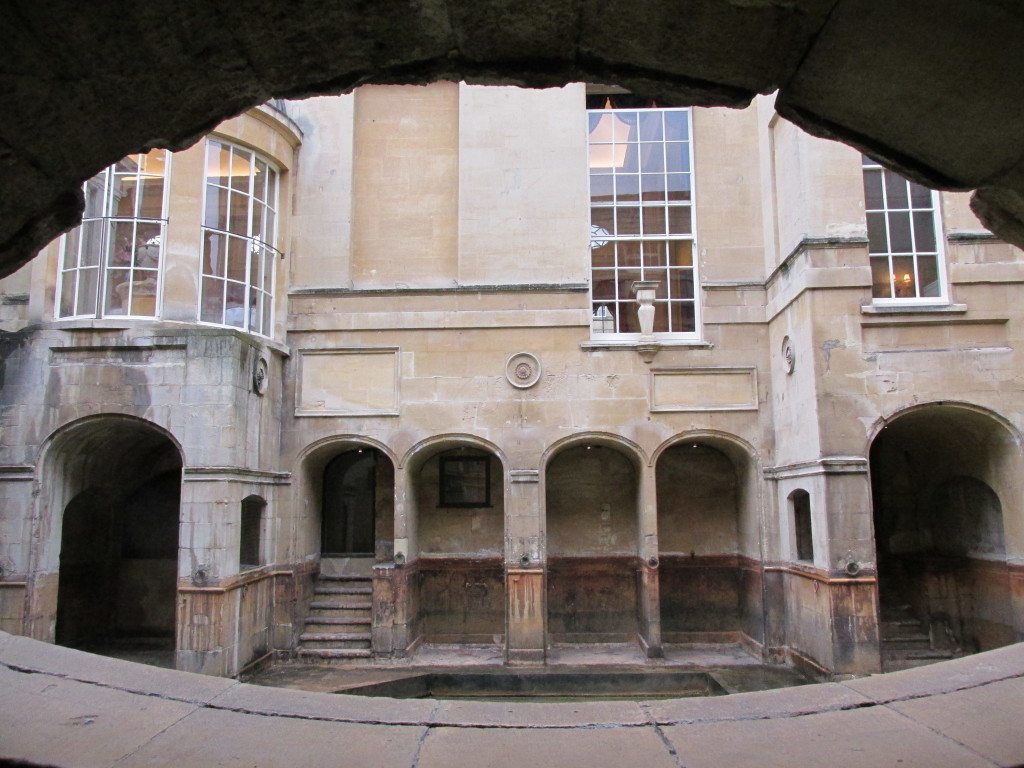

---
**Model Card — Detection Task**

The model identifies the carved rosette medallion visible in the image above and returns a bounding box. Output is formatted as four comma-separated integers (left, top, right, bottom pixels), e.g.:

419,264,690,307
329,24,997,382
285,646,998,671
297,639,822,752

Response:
781,336,795,375
253,355,270,395
505,352,541,389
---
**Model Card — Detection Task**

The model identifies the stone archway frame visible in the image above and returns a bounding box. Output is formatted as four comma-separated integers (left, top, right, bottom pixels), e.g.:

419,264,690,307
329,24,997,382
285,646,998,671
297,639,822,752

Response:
4,2,1024,278
27,413,185,643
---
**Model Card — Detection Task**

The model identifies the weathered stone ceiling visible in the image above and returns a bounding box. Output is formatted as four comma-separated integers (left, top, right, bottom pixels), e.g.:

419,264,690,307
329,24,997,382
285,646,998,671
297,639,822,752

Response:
2,0,1023,277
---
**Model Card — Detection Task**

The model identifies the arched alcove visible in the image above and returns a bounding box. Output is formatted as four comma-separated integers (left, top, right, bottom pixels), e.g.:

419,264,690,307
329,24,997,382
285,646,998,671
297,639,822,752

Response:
39,416,182,665
545,442,640,644
870,404,1020,668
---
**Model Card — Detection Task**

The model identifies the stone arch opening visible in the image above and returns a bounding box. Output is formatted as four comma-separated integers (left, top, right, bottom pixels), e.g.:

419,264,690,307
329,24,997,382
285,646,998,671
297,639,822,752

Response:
40,416,182,664
654,435,763,648
545,441,641,645
870,404,1022,668
407,438,506,646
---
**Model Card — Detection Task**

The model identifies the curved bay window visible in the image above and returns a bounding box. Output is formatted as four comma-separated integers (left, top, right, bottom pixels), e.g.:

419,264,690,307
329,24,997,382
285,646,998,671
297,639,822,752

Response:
58,150,169,318
587,94,698,337
863,154,946,302
200,139,279,336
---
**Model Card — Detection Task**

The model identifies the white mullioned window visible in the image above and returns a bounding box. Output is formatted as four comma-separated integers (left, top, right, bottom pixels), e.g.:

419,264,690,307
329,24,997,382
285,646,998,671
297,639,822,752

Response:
587,95,699,337
862,155,947,302
200,139,279,337
57,150,170,319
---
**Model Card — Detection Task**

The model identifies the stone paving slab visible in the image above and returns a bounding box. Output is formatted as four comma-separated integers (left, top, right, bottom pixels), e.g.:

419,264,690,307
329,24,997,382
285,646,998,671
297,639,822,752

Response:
431,698,648,727
208,679,436,724
0,663,200,768
115,706,425,768
418,724,678,768
840,643,1024,703
645,681,872,724
1,632,237,704
660,705,997,768
888,677,1024,767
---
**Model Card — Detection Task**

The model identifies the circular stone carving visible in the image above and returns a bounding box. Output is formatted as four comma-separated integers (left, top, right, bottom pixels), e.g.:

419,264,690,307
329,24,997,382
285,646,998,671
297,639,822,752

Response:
781,336,795,375
253,355,269,395
506,352,541,389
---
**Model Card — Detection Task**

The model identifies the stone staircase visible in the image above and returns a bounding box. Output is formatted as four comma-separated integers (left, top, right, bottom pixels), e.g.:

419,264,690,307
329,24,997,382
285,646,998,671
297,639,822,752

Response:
880,597,955,672
297,559,373,661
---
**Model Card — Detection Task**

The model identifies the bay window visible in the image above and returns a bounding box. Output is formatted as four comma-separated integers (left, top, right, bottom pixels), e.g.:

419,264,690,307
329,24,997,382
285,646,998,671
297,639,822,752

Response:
57,150,169,318
200,139,279,336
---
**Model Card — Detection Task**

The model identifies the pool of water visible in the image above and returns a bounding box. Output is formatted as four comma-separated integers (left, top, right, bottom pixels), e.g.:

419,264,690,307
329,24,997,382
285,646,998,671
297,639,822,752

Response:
339,670,729,701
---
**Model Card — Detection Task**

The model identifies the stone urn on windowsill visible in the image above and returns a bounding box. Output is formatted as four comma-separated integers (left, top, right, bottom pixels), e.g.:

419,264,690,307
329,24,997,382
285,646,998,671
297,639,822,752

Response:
632,280,660,363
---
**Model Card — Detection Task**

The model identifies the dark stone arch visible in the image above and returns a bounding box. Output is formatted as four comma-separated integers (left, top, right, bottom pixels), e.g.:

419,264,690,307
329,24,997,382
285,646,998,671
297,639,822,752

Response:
3,1,1024,276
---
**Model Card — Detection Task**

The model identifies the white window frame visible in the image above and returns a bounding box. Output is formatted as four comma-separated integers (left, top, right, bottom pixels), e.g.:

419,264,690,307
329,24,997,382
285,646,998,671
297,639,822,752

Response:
863,155,948,305
198,138,280,338
587,105,701,340
56,151,171,320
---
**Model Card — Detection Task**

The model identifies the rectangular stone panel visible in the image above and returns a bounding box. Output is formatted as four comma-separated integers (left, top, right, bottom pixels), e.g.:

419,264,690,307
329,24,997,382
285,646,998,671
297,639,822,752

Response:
296,348,399,416
650,366,757,411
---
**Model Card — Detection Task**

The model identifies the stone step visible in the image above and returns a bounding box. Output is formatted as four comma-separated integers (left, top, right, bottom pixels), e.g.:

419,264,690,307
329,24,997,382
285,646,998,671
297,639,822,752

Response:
881,636,933,651
318,574,373,584
308,600,372,611
304,616,371,627
884,647,954,661
883,656,946,672
297,647,373,660
314,585,372,596
300,631,371,643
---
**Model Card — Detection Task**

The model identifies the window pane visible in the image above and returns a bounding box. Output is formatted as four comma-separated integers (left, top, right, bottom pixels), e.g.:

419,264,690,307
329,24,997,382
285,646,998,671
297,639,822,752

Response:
76,266,99,316
591,207,614,236
254,159,269,201
267,169,278,207
643,240,667,267
665,143,690,174
618,241,641,267
913,211,936,252
111,176,139,218
613,113,637,142
109,221,135,268
867,212,888,254
646,269,668,299
918,255,941,297
617,269,641,299
140,175,164,219
104,267,130,315
203,232,225,277
131,270,159,316
891,255,917,298
642,206,666,235
59,270,76,316
225,282,246,327
248,288,261,333
227,236,248,282
666,173,691,201
637,143,664,173
640,173,665,201
670,301,695,333
590,172,614,201
83,174,107,218
228,190,249,235
229,148,253,192
663,112,688,141
201,277,224,323
637,112,663,142
591,242,614,269
669,269,695,300
115,155,141,174
262,294,272,336
667,206,691,235
615,174,639,202
618,301,640,333
615,206,641,236
207,142,231,187
870,256,892,298
134,223,161,268
592,302,617,333
909,182,931,208
668,240,693,267
884,170,909,208
592,270,616,300
205,183,228,230
262,253,274,295
863,169,884,209
888,211,912,252
63,228,82,269
652,301,669,333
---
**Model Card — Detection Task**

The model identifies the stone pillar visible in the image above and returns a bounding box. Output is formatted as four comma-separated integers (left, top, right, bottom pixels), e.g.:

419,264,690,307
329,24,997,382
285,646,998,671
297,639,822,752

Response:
387,467,418,655
505,469,545,664
637,462,662,657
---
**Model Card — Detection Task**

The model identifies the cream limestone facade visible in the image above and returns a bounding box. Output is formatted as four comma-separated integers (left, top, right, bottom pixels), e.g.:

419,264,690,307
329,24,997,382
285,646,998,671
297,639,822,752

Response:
0,83,1021,678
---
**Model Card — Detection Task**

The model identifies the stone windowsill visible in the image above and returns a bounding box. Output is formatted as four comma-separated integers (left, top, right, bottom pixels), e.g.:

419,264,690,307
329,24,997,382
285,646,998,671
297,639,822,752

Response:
860,302,967,316
581,339,714,351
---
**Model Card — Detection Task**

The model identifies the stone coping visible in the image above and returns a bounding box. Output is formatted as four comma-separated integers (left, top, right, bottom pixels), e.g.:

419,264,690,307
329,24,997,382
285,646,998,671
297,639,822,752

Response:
2,632,1023,767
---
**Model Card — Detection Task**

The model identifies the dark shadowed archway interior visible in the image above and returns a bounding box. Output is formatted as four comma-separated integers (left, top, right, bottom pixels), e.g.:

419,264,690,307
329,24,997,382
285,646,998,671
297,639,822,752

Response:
871,406,1016,670
55,421,181,662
